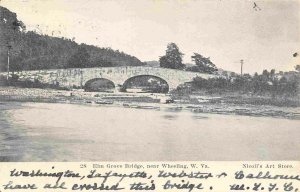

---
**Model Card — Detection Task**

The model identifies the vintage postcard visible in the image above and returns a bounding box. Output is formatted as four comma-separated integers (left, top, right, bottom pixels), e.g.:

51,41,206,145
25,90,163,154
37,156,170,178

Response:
0,0,299,191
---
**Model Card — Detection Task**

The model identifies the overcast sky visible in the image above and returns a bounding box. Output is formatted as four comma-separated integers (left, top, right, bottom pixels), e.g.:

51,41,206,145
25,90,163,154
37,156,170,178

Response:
1,0,299,74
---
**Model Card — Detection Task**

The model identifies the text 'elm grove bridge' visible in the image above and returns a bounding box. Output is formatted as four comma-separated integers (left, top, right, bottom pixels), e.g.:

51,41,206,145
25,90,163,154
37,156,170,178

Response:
4,66,216,92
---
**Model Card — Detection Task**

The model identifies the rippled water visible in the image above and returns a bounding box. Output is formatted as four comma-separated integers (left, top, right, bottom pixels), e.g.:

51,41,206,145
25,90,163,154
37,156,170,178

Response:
0,102,299,161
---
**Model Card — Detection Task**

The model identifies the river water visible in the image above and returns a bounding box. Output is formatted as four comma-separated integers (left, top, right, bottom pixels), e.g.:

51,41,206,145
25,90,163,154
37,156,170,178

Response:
0,101,299,161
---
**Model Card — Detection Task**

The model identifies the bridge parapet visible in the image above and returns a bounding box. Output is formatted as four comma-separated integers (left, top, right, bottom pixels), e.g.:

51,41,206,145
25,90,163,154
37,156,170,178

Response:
1,66,217,92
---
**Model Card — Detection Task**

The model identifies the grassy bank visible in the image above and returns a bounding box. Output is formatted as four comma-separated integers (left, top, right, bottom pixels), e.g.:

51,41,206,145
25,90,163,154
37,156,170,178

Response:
171,89,300,107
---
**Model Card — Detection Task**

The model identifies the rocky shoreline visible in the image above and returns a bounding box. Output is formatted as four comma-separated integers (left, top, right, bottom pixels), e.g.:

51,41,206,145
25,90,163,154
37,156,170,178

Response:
0,87,299,120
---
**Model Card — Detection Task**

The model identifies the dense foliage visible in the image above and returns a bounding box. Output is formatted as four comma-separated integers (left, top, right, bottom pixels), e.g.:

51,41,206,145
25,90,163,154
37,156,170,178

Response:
189,69,300,97
186,53,218,74
159,43,218,74
0,6,145,72
123,76,169,93
159,43,185,69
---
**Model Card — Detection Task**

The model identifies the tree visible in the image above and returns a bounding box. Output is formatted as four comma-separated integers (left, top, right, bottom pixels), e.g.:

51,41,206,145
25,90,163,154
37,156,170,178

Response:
67,46,90,68
0,6,26,71
295,65,300,72
270,69,275,81
185,65,201,72
262,69,270,81
0,6,146,71
159,43,184,69
191,53,217,74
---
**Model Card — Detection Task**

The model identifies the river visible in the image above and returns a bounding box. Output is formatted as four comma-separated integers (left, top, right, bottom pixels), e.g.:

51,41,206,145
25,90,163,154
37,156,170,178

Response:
0,101,299,161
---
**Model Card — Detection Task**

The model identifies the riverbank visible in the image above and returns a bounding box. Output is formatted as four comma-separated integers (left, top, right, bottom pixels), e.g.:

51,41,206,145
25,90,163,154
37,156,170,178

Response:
0,87,162,104
172,90,300,107
1,87,299,106
0,87,299,120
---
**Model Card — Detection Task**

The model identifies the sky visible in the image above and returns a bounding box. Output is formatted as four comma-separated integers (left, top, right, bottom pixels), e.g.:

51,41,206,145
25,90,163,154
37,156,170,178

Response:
1,0,300,74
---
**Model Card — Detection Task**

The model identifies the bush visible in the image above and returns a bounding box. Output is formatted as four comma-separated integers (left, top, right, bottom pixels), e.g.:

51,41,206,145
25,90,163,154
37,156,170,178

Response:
187,73,300,97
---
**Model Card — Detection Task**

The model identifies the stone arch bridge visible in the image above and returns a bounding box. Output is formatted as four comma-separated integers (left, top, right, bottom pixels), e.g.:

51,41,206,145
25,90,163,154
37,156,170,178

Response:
6,66,216,92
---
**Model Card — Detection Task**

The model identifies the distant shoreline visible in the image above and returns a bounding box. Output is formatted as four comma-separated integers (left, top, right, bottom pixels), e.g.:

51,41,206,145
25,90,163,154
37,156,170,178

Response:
0,87,299,121
0,86,299,107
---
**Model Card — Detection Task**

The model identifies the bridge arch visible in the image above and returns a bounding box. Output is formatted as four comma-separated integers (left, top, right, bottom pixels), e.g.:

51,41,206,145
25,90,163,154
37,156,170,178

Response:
7,66,217,93
122,75,169,93
84,78,115,92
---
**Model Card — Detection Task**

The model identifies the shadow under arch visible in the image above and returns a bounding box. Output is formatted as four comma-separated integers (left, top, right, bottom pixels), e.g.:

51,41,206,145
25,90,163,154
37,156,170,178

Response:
122,75,169,93
84,78,115,92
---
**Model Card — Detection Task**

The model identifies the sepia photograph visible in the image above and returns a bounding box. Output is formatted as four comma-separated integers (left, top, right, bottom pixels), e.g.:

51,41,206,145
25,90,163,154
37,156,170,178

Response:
0,0,299,162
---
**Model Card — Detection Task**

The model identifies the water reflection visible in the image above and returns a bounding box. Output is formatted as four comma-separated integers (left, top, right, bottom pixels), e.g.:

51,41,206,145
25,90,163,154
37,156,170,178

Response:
162,114,178,120
0,102,299,161
0,104,26,161
192,115,208,120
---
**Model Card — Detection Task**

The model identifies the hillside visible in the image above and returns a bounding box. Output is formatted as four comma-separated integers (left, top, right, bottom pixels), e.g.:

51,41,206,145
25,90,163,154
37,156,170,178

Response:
0,6,145,72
